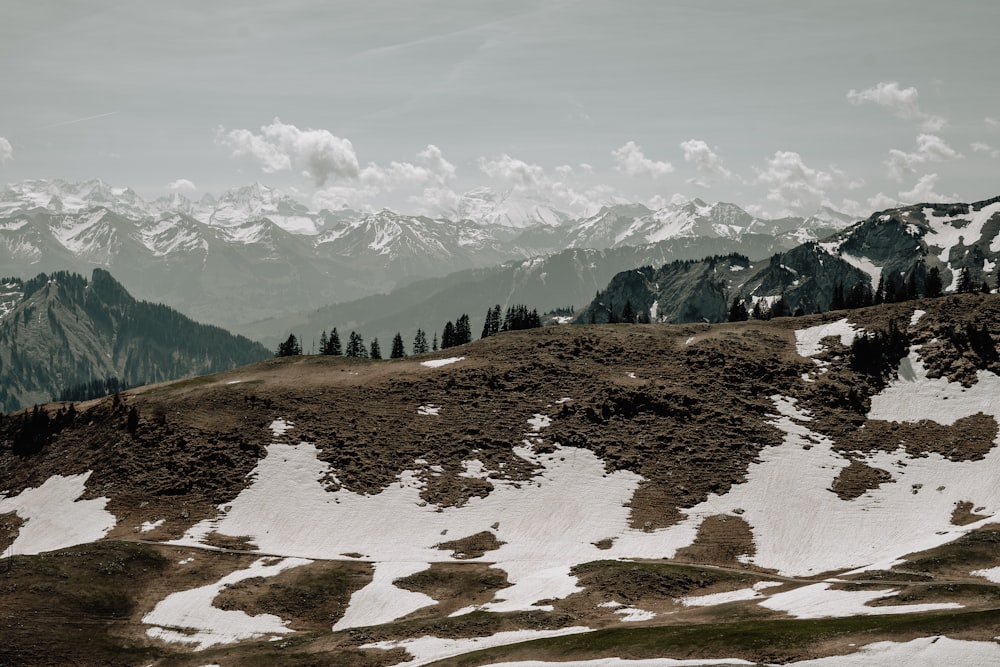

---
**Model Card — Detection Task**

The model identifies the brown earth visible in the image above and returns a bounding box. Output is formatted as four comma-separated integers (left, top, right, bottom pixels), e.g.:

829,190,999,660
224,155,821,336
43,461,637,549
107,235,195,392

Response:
953,501,991,526
1,295,999,666
829,460,894,501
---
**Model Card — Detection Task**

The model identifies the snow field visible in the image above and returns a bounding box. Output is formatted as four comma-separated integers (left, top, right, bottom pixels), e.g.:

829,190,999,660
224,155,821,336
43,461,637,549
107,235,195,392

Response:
143,556,312,650
481,660,753,667
923,202,1000,263
759,582,960,618
0,472,116,555
868,350,1000,425
971,567,1000,583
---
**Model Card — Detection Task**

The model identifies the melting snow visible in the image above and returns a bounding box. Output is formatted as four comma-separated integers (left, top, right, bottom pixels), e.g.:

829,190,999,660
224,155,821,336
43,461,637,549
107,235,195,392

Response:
527,414,552,431
482,659,753,666
971,566,1000,582
361,627,592,667
760,582,961,618
680,587,763,607
269,418,293,436
334,562,436,630
868,350,1000,425
909,309,926,327
143,557,311,650
0,472,116,555
613,606,656,622
787,636,1000,666
140,519,165,533
417,404,440,416
794,318,861,358
421,357,465,368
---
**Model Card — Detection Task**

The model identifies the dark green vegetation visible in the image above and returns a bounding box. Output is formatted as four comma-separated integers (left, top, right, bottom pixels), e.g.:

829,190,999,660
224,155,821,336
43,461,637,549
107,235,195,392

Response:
0,269,270,412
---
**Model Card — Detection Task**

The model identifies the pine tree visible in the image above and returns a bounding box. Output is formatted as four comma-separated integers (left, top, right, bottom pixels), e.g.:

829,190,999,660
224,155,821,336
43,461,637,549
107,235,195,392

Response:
276,333,302,357
321,327,342,355
874,275,885,305
829,283,846,310
441,321,455,349
346,331,367,358
728,297,749,322
413,329,428,354
455,314,471,345
771,294,790,318
956,267,974,293
620,299,635,324
390,332,406,359
432,333,438,351
370,338,381,360
925,267,943,298
906,272,918,300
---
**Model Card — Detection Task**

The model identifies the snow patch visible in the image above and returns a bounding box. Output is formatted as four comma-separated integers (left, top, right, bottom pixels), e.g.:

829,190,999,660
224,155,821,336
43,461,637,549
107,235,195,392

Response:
421,356,465,368
269,419,292,436
760,582,961,618
680,587,763,607
527,414,551,431
361,627,592,667
613,606,656,621
909,309,926,327
143,557,311,650
333,561,436,630
0,472,116,555
786,636,1000,666
794,318,861,358
417,404,440,416
140,519,165,533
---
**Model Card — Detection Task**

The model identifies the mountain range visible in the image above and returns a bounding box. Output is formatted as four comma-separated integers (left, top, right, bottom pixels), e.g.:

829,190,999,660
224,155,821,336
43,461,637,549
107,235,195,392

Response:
0,179,853,331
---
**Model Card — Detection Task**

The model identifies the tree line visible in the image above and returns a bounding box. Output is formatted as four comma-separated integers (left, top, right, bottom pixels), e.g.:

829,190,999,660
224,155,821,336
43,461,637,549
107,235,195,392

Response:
275,304,544,358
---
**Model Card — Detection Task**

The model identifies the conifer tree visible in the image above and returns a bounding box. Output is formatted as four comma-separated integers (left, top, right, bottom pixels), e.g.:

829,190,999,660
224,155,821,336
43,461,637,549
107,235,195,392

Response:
276,334,302,357
771,294,790,318
370,337,381,360
728,297,749,322
390,332,406,358
455,314,471,345
321,327,342,355
441,321,455,349
925,266,943,298
874,275,885,305
957,267,974,293
620,299,636,324
432,332,438,351
413,329,428,354
346,331,367,358
319,330,328,354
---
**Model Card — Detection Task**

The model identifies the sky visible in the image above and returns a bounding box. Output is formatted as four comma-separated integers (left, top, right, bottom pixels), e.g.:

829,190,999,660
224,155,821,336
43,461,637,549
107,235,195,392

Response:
1,0,998,219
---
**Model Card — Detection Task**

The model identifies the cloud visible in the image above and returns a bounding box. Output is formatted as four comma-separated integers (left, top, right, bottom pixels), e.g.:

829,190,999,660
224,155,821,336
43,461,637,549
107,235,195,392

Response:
971,142,1000,159
477,153,622,216
987,117,1000,131
478,153,547,187
360,144,456,189
0,136,12,163
754,150,856,216
168,178,196,191
898,173,959,204
847,81,946,131
679,139,733,179
885,134,963,181
611,141,674,178
217,118,359,186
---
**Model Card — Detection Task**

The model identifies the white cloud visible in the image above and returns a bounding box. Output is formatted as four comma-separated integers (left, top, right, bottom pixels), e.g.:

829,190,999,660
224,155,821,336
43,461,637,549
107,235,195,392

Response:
885,133,963,181
217,118,359,186
754,150,855,216
971,142,1000,159
168,178,196,191
679,139,732,180
847,81,946,131
476,153,622,216
360,144,456,190
986,117,1000,131
611,141,674,178
478,153,547,187
867,192,900,212
0,136,12,163
898,173,959,204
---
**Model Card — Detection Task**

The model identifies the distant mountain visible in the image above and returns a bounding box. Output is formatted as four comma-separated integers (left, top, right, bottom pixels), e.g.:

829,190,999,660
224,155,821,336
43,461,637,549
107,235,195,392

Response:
578,196,1000,324
0,179,856,331
0,269,270,412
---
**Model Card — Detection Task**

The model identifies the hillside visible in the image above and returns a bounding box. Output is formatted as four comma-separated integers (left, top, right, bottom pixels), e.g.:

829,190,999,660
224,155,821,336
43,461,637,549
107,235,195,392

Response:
580,196,1000,324
1,294,999,665
0,269,270,412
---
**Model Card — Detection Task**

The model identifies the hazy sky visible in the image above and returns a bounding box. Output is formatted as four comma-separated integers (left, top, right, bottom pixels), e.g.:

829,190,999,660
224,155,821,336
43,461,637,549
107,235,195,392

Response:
2,0,998,218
